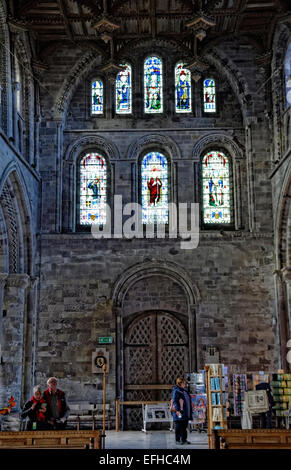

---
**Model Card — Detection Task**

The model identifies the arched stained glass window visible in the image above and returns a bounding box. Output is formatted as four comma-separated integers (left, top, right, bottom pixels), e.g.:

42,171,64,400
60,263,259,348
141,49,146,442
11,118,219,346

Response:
175,63,191,113
144,56,163,113
203,78,216,113
79,152,107,225
141,152,168,224
116,64,132,114
91,79,103,114
202,150,231,224
285,43,291,108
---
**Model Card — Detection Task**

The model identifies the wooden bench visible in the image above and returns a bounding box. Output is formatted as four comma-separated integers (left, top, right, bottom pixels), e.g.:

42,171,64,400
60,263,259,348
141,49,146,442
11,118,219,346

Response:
66,403,111,430
212,429,291,449
0,430,102,449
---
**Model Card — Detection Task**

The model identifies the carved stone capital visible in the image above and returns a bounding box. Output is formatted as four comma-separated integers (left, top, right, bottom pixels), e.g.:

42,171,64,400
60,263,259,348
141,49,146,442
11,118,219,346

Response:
282,267,291,283
29,276,39,289
0,272,8,287
6,273,30,289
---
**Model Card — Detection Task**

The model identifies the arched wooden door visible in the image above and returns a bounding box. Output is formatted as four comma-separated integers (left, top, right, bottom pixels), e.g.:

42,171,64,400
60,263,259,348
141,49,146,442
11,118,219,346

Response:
123,311,189,429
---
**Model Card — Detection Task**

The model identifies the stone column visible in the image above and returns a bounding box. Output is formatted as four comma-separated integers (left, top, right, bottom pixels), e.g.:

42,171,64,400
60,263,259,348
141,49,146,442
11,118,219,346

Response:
12,81,21,150
0,85,3,130
1,274,29,409
22,276,39,402
0,272,8,363
282,266,291,342
188,303,197,372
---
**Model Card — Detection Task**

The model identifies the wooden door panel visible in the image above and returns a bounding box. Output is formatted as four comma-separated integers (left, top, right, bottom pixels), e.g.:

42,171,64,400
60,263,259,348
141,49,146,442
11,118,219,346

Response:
123,311,189,429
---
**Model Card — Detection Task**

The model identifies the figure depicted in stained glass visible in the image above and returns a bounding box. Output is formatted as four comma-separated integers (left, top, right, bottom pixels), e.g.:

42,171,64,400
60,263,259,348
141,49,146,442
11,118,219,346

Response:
141,152,168,223
203,78,216,113
202,151,230,224
88,177,101,199
144,57,163,113
79,153,107,225
91,80,103,114
147,177,162,205
175,63,191,112
116,64,132,114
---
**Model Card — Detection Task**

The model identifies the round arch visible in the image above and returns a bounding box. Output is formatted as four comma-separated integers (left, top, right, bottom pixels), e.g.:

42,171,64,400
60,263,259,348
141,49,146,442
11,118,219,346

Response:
112,260,200,407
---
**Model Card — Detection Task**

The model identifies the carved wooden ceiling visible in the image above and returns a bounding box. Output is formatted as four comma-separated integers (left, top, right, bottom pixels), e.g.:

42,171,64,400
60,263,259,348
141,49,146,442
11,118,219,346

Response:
7,0,290,54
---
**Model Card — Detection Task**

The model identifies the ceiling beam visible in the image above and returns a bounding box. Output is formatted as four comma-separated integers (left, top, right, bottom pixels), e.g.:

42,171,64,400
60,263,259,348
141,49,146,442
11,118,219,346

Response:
57,0,74,41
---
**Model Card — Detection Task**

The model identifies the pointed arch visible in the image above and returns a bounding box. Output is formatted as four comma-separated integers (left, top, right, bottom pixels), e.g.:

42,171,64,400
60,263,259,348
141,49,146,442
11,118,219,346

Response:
0,164,34,275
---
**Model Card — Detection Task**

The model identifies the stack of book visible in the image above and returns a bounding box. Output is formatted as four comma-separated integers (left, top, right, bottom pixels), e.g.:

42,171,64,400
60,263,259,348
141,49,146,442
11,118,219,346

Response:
271,373,291,417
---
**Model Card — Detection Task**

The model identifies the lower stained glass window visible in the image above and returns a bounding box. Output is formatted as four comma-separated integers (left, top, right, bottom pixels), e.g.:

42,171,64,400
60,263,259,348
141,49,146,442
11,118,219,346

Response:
202,150,231,224
141,152,168,224
79,152,107,225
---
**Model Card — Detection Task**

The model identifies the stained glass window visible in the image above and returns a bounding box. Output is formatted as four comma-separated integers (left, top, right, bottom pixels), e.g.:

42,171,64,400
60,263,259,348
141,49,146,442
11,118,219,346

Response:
202,150,231,224
141,152,168,224
144,56,163,113
203,78,216,113
175,63,191,113
91,80,103,114
285,43,291,108
79,152,107,225
116,64,132,114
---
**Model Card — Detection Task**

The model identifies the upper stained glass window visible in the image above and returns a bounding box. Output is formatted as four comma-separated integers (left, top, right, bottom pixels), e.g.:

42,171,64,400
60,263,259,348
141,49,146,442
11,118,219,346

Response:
203,78,216,113
116,64,132,114
141,152,168,224
202,150,231,224
175,63,191,113
144,56,163,114
91,80,103,114
79,152,107,225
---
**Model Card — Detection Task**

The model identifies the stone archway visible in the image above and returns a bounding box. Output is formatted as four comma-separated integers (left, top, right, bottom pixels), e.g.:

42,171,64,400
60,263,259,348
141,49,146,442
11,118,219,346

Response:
112,259,200,429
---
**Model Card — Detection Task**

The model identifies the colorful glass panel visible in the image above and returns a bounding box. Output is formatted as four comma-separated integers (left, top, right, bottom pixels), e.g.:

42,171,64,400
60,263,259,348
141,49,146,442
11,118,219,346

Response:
175,63,191,113
141,152,168,224
202,151,231,224
79,152,107,225
285,43,291,107
116,64,132,114
91,80,103,114
203,78,216,113
144,56,163,114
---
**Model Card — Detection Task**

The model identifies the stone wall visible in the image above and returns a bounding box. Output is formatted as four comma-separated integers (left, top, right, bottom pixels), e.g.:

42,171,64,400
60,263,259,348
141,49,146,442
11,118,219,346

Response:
36,231,277,405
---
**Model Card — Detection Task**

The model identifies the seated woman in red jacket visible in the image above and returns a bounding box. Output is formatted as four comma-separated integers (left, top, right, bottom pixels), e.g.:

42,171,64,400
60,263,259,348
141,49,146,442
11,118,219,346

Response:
21,385,50,430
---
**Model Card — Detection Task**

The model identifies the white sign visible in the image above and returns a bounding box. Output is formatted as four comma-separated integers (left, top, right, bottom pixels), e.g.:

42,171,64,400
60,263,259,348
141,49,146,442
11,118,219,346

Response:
142,404,173,433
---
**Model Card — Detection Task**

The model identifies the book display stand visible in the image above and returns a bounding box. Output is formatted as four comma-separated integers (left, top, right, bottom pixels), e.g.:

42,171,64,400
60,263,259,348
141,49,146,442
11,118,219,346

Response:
205,364,227,448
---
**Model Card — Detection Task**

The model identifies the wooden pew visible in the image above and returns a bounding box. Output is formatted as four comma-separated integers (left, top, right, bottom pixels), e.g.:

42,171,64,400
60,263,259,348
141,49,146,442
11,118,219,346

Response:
0,430,102,449
212,429,291,450
66,403,111,430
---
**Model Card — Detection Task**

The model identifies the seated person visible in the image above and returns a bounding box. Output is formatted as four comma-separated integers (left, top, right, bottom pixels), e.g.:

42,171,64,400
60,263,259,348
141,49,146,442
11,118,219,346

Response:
21,385,50,430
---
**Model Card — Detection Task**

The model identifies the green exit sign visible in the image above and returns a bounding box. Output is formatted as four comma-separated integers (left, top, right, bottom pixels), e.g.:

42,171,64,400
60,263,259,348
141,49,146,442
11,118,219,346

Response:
98,336,113,344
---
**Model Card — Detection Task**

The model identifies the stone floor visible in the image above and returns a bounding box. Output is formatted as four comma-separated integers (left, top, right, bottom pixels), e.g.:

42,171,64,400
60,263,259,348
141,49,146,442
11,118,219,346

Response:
104,429,209,449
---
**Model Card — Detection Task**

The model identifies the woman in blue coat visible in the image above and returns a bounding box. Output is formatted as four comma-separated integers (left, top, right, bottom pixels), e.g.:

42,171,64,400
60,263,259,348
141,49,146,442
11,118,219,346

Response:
171,377,192,445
